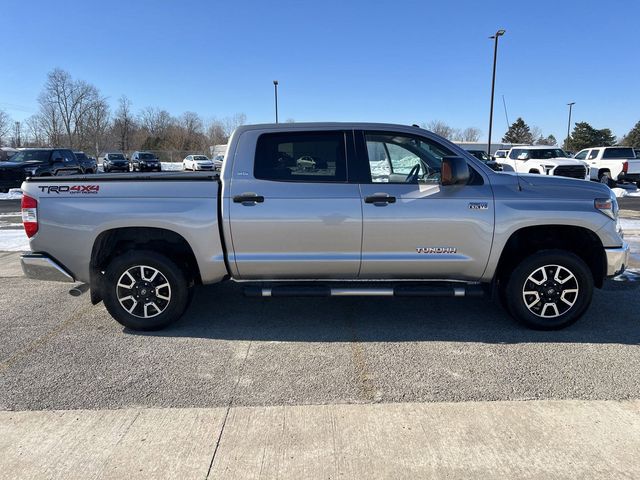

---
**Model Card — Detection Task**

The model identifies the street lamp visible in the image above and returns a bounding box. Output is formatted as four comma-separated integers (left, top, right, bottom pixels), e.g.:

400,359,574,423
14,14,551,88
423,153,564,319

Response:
566,102,575,149
487,29,506,156
273,80,279,123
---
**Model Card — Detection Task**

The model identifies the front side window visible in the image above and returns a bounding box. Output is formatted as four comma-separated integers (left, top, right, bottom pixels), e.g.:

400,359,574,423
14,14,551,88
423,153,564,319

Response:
509,149,527,160
254,131,347,182
364,132,454,184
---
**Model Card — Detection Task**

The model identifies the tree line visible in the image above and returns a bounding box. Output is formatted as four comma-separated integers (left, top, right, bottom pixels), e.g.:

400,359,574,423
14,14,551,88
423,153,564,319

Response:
2,69,640,153
0,69,247,157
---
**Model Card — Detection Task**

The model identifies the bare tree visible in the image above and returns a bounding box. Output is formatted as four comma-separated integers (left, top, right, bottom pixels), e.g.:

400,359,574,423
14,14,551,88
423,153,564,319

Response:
24,115,47,146
206,119,227,146
113,96,135,152
84,97,110,156
39,69,99,148
454,127,482,142
222,113,247,139
0,109,12,146
139,107,173,138
423,120,456,140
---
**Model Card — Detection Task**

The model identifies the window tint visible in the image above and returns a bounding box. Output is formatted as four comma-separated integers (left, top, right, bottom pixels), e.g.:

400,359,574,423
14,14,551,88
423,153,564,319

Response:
587,149,599,160
254,131,347,182
574,150,588,160
364,132,454,184
602,147,634,159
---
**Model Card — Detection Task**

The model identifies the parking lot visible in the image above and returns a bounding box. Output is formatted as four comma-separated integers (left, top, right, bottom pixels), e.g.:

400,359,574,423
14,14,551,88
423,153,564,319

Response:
1,251,639,413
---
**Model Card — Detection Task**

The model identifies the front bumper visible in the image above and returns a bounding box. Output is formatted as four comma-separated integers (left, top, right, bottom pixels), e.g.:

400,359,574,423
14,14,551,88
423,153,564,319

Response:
21,253,75,282
605,243,630,276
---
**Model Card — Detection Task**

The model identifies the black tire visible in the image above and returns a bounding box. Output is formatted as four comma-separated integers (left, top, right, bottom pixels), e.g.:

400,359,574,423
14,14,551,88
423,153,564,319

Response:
102,250,191,330
636,181,640,189
503,250,593,330
599,172,616,188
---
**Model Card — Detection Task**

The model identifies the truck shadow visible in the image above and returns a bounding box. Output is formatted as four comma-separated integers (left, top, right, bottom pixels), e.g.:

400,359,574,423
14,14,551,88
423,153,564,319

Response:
125,278,640,345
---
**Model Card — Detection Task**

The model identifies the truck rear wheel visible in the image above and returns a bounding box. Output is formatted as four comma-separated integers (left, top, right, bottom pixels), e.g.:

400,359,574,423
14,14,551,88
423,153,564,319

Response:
599,172,616,188
103,250,190,330
504,250,593,330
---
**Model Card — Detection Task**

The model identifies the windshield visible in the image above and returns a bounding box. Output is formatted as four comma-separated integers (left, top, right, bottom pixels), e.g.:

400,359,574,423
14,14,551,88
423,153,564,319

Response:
109,153,125,160
139,153,156,160
194,156,209,161
510,148,567,160
602,148,635,159
6,150,50,163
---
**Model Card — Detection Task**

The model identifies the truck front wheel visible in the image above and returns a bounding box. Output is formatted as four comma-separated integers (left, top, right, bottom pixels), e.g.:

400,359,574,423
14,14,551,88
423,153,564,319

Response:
504,250,593,330
103,250,191,330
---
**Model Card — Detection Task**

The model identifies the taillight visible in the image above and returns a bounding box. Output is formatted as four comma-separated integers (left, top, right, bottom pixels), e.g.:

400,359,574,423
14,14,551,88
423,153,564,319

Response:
21,194,38,238
622,161,628,174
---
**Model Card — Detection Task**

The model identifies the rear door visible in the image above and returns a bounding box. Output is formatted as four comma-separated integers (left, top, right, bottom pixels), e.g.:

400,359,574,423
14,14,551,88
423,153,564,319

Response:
356,130,494,280
228,129,363,279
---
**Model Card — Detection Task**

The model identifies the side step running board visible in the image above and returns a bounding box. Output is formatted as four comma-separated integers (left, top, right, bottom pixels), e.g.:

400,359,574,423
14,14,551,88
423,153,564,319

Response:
244,284,485,298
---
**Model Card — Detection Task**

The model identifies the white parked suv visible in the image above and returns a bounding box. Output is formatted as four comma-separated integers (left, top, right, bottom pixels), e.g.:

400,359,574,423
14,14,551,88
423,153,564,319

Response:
496,146,589,180
183,155,215,171
573,146,640,187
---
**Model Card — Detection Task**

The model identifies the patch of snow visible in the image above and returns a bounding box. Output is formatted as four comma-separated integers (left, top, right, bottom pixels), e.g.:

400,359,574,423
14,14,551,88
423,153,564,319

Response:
612,184,640,198
161,162,184,171
620,218,640,233
0,229,29,251
0,188,22,200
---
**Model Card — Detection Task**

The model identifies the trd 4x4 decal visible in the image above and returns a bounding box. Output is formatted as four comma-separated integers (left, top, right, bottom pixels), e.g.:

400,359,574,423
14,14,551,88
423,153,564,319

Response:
38,185,100,194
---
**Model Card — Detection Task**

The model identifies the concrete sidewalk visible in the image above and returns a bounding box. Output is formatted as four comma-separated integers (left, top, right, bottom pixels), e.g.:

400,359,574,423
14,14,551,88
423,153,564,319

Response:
1,400,639,479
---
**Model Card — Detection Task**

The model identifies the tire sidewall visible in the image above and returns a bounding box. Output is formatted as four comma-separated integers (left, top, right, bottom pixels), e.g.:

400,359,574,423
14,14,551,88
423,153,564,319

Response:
103,250,190,330
505,250,593,330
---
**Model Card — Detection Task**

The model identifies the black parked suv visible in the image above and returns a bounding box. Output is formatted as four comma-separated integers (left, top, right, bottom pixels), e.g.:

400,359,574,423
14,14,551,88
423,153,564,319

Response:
74,151,98,174
0,148,82,192
130,151,161,172
102,152,130,172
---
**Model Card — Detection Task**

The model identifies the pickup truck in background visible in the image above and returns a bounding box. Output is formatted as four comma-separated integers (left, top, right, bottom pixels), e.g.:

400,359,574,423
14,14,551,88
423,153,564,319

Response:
19,123,629,331
496,146,589,180
0,148,82,192
573,146,640,187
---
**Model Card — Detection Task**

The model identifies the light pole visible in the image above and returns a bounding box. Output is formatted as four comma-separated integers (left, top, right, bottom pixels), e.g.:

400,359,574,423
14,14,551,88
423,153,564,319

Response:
487,29,505,156
566,102,575,150
273,80,279,123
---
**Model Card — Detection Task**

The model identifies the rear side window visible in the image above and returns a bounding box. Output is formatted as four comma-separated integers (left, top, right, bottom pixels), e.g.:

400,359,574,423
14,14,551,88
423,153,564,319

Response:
254,131,347,182
603,148,635,159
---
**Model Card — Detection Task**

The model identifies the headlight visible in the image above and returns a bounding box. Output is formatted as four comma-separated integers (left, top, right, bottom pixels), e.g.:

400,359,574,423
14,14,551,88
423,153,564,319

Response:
595,194,618,220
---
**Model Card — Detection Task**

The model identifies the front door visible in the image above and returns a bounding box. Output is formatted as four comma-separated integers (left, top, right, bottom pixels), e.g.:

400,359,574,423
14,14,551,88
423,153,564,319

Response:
228,130,362,279
357,130,494,281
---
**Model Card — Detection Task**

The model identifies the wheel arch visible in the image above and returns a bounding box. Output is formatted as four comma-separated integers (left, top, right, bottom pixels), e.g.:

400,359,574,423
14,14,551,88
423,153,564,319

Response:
494,225,606,290
90,226,202,304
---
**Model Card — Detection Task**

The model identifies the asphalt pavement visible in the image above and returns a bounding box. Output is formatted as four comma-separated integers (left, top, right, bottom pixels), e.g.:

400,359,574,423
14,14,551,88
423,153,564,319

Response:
0,271,638,411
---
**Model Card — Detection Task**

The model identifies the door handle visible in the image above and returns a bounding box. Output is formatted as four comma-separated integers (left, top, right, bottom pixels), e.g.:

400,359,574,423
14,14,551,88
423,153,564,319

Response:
233,194,265,204
365,194,396,205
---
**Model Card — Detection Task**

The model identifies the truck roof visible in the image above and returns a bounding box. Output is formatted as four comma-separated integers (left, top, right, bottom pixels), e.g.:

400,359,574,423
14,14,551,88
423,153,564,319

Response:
235,122,430,133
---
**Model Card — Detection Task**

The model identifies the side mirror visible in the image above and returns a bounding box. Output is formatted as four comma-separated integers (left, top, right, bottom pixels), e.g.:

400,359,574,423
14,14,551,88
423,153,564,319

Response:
440,156,469,186
517,153,530,161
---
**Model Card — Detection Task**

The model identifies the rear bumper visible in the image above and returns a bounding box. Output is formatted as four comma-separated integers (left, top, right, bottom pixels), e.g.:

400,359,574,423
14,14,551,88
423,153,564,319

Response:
605,243,629,277
618,173,640,182
21,253,75,282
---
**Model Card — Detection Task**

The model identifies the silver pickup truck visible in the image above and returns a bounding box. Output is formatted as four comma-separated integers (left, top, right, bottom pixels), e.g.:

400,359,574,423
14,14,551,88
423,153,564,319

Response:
20,123,629,331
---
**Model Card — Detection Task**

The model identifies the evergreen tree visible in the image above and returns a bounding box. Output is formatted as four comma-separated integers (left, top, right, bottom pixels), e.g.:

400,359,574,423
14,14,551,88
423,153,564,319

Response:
621,121,640,147
502,118,534,144
566,122,616,151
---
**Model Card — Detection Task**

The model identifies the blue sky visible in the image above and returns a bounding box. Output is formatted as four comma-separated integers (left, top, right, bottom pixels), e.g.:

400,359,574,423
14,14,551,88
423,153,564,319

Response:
2,0,639,141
